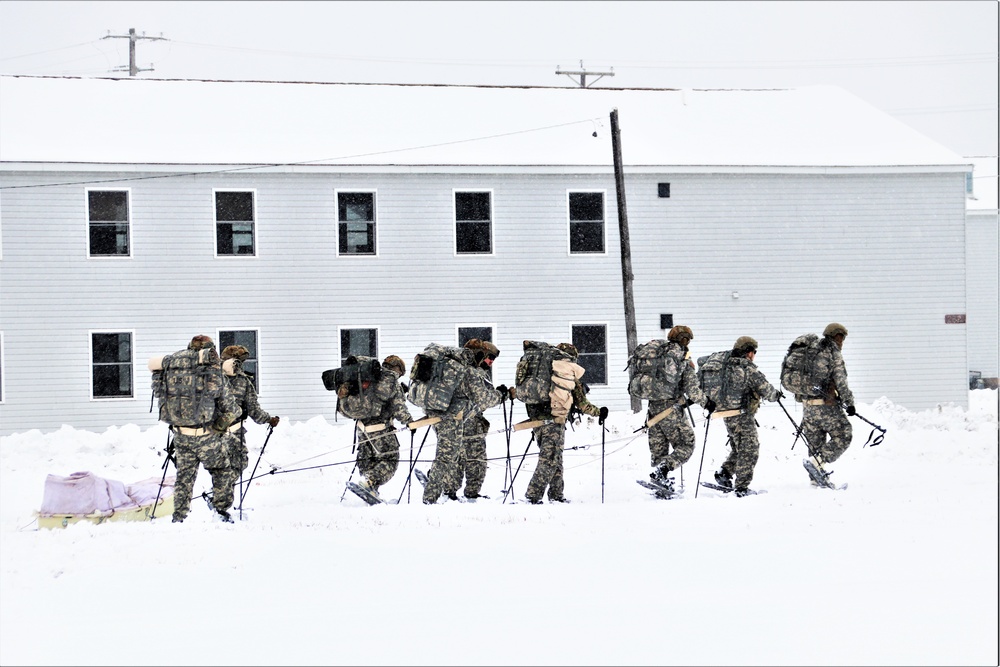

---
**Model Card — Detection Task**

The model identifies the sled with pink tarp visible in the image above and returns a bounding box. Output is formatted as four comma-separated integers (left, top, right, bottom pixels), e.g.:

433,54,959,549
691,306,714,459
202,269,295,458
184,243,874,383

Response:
36,471,176,529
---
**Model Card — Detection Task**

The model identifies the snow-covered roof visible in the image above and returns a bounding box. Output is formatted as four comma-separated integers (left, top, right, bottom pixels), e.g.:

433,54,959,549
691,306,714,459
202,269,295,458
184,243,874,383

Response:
0,75,968,171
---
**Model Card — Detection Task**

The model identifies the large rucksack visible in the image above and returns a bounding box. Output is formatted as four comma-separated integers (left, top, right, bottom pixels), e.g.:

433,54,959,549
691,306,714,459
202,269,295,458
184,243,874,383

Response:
514,340,571,404
149,347,226,427
322,355,383,395
780,333,823,397
697,350,746,411
322,355,384,419
626,339,682,401
406,343,470,412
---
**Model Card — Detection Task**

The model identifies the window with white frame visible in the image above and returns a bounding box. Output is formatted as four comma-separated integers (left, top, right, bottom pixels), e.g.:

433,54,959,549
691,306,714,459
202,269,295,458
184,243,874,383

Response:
340,327,378,364
569,191,605,253
215,190,256,256
87,189,130,257
455,190,492,254
91,331,133,398
219,330,260,391
572,324,607,385
337,191,376,255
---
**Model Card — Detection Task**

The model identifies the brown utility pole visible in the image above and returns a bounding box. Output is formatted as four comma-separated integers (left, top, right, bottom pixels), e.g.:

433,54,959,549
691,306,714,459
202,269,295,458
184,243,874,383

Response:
610,108,640,413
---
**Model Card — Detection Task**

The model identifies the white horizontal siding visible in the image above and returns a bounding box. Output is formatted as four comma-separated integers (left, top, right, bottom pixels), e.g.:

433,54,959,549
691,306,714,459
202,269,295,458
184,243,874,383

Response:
0,168,971,435
966,211,999,381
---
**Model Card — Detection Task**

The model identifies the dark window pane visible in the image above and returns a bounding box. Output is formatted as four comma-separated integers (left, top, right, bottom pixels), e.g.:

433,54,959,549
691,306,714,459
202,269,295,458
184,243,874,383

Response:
339,193,374,221
573,325,607,384
92,333,131,362
89,223,129,255
456,222,492,253
93,364,132,397
339,222,375,254
341,328,377,363
570,222,604,253
455,192,490,221
88,191,128,222
338,193,376,255
458,327,492,347
92,333,133,398
569,192,603,221
215,192,254,222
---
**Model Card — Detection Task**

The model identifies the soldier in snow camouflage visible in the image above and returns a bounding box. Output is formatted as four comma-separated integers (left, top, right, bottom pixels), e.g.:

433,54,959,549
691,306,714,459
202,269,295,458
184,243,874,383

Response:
448,339,505,500
711,336,782,496
645,326,713,491
798,323,856,485
519,343,606,504
219,345,280,504
347,355,414,497
421,347,505,504
154,335,240,523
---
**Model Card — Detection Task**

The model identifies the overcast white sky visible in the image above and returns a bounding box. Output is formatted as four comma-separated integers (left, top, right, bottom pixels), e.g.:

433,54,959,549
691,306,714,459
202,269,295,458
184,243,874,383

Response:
0,1,996,159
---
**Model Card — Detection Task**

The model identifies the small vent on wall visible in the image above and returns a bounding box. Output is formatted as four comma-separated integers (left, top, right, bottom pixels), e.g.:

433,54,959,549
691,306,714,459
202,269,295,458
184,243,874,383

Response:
660,314,673,329
657,183,670,198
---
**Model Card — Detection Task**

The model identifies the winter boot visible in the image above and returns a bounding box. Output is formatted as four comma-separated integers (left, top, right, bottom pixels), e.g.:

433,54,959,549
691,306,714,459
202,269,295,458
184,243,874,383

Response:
714,469,734,490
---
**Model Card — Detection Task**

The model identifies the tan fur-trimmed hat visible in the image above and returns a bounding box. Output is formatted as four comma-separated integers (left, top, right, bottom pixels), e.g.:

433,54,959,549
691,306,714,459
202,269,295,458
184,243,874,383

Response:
188,335,214,350
556,342,579,359
221,345,250,361
667,325,694,344
464,338,500,359
383,355,406,376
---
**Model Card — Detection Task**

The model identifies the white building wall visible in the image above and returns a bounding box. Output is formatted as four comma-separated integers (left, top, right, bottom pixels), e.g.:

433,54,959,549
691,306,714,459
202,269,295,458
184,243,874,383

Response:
966,210,999,384
0,168,970,435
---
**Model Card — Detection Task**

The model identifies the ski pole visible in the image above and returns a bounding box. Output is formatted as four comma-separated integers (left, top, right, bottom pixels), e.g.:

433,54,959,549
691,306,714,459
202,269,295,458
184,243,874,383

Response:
340,425,361,503
240,423,274,509
837,398,887,447
150,430,174,521
776,398,806,451
502,396,513,499
407,429,414,504
852,410,887,447
694,414,712,499
237,419,246,521
503,432,535,504
601,422,606,504
396,425,433,504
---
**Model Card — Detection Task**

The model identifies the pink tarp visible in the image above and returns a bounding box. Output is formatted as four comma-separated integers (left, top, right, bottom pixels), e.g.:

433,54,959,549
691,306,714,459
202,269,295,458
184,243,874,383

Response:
39,471,176,515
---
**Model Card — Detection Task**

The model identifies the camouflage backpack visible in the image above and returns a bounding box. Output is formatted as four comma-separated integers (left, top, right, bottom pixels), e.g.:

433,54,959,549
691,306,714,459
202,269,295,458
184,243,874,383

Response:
625,339,684,401
780,333,823,398
406,343,470,412
697,350,746,411
514,340,571,404
150,347,226,427
322,355,384,420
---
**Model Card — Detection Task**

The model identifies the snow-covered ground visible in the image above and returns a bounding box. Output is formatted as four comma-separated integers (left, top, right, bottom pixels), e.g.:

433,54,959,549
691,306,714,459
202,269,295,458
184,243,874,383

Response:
1,391,997,666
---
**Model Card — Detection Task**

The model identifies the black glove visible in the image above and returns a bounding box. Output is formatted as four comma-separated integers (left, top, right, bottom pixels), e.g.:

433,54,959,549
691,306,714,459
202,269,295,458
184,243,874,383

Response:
683,397,695,409
496,384,508,399
776,391,786,401
598,406,609,424
269,416,280,428
845,404,856,416
704,398,717,414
